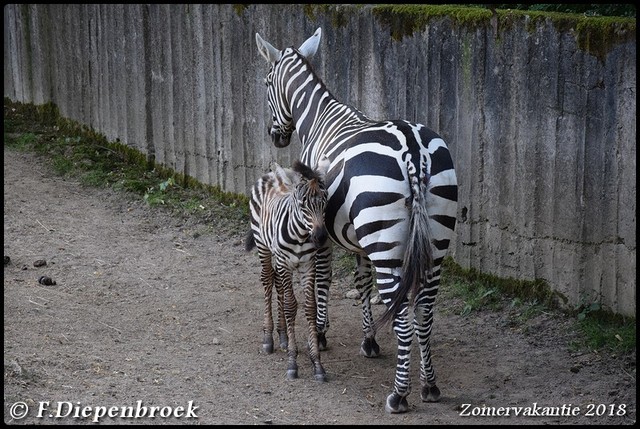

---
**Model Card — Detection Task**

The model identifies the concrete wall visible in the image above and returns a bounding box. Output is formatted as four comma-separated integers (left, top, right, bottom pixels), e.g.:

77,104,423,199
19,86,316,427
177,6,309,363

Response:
4,4,636,316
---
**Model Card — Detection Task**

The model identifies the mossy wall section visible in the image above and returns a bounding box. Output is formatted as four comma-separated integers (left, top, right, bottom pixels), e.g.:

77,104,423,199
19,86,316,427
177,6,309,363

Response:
4,4,636,316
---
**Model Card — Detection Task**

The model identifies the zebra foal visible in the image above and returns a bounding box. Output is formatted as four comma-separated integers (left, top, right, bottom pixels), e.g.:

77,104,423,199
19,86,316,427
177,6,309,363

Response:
256,28,458,412
245,158,330,381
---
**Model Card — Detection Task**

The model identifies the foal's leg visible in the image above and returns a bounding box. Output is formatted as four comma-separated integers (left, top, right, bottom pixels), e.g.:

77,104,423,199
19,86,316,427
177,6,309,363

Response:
277,265,298,380
301,263,326,381
258,249,276,354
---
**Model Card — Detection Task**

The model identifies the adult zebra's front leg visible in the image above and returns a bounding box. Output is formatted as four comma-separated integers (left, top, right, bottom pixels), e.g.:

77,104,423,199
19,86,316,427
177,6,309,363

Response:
355,254,380,358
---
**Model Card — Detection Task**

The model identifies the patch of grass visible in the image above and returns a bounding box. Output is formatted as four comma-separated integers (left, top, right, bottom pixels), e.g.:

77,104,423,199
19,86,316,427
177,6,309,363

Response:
5,132,38,150
440,257,636,355
571,304,636,353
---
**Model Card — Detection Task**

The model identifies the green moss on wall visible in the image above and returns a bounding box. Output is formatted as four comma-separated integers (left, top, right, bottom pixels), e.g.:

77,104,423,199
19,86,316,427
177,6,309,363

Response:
372,4,492,41
443,257,569,310
368,4,634,61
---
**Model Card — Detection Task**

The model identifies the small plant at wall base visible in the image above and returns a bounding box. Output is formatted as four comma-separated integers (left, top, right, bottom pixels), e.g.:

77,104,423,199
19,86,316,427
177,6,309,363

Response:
573,302,635,354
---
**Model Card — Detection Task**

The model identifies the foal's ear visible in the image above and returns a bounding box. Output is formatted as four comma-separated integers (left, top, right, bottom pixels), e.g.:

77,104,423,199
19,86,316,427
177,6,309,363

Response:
272,162,299,190
314,155,330,180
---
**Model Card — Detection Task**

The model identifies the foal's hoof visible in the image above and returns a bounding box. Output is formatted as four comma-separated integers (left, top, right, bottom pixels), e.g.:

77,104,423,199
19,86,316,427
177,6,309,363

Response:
421,385,441,402
385,392,409,414
359,337,380,358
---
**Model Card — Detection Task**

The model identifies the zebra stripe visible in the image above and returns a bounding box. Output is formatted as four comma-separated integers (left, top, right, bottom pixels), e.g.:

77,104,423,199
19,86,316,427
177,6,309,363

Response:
256,27,458,413
245,158,330,382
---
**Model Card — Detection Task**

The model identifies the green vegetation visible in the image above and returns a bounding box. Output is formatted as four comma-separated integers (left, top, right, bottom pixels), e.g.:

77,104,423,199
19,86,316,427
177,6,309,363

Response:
4,98,635,356
440,257,635,354
572,302,636,353
494,4,636,18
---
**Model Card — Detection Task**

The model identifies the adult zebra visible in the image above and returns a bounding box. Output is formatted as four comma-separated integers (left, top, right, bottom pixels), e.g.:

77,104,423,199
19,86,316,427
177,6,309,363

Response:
255,27,458,413
245,159,330,382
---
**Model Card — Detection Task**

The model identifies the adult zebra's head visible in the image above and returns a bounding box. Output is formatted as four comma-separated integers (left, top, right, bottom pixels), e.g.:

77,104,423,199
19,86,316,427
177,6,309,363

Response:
255,28,322,148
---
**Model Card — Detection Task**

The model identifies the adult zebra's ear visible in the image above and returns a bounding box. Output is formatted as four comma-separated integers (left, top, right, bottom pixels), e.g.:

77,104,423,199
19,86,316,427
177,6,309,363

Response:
256,32,281,64
298,27,322,59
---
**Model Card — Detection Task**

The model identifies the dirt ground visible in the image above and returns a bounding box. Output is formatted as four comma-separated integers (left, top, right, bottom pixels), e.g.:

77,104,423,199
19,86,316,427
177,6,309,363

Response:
3,147,636,425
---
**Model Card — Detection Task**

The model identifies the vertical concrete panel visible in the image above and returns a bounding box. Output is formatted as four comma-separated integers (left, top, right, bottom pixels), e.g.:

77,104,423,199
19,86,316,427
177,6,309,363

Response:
180,5,196,182
10,5,28,102
86,5,100,130
170,4,186,176
124,6,139,151
25,5,42,104
158,4,176,170
3,6,17,100
207,6,222,187
193,5,209,186
94,5,106,137
146,5,163,165
616,245,635,316
217,6,234,191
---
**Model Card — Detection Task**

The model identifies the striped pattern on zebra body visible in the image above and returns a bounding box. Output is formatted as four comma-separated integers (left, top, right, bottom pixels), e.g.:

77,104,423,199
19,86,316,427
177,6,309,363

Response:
245,158,330,381
256,27,458,413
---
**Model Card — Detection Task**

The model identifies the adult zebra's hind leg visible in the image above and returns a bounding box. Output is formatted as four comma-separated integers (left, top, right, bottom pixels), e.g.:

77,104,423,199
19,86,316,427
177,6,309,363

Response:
385,303,414,414
415,277,441,403
314,245,332,351
355,254,380,358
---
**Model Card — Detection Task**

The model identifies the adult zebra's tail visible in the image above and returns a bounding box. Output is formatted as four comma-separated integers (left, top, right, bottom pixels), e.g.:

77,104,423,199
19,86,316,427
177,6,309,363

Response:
376,161,434,328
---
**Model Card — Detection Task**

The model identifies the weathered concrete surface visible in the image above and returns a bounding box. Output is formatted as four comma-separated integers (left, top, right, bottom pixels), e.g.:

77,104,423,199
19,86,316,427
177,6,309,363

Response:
4,4,636,316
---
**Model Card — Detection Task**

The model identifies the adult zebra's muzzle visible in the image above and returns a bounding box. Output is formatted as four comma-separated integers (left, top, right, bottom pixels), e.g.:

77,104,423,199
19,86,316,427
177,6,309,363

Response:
271,131,291,148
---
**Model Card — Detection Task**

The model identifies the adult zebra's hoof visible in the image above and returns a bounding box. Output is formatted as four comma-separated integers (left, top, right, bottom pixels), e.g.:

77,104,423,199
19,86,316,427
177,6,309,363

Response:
286,369,298,380
314,371,327,382
421,385,441,402
385,392,409,414
317,332,327,351
359,337,380,358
